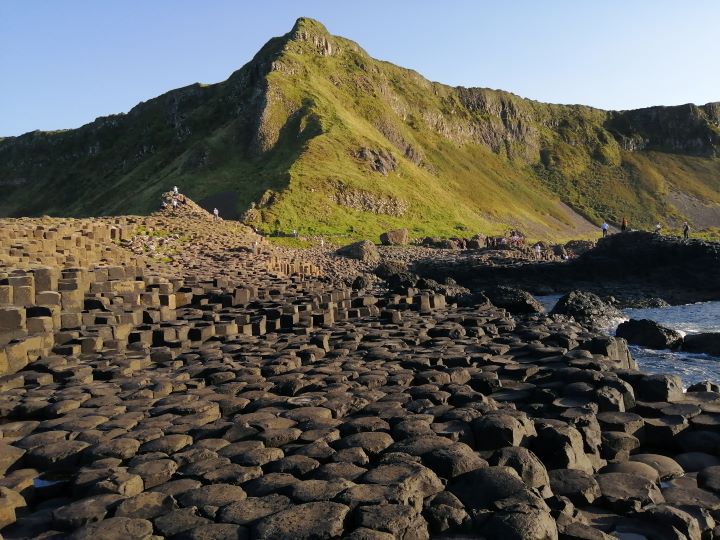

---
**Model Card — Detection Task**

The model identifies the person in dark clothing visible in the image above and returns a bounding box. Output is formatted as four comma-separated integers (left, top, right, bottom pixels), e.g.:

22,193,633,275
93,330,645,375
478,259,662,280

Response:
621,217,628,232
683,221,690,239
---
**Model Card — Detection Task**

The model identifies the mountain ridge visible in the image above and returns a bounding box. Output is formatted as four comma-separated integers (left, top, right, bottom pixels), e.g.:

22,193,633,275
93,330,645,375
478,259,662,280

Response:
1,17,719,240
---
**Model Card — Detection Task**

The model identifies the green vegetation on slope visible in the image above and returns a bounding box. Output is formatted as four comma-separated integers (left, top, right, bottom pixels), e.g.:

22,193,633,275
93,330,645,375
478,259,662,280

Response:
0,17,718,241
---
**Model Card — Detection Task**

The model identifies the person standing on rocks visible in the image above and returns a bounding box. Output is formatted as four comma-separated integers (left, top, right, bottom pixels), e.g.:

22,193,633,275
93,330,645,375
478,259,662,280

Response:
683,221,690,239
534,243,542,260
213,208,220,221
601,221,609,237
172,198,178,213
173,185,179,195
621,217,628,232
654,223,662,234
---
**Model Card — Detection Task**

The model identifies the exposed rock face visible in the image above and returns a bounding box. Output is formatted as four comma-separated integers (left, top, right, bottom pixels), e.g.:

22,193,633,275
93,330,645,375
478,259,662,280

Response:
355,147,397,175
616,319,683,350
379,229,409,246
606,102,720,156
683,333,720,356
484,286,544,314
551,291,624,329
330,184,409,217
336,240,380,264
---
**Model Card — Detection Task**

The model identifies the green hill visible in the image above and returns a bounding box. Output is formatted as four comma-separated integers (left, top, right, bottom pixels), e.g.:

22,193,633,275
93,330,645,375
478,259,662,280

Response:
1,17,719,241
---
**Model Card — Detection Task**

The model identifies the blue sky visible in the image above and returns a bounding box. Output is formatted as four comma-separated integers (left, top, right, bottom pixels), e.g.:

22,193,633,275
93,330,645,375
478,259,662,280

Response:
1,0,718,136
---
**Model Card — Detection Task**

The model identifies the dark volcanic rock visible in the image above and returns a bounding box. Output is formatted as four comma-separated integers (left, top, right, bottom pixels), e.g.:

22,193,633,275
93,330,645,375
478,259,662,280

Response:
252,501,349,539
551,290,624,329
449,466,528,511
380,228,409,246
484,286,544,314
337,240,380,264
616,319,683,350
683,332,720,356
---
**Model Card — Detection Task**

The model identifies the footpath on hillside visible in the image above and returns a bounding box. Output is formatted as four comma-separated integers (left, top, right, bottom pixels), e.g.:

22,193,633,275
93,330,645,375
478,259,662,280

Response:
0,198,719,539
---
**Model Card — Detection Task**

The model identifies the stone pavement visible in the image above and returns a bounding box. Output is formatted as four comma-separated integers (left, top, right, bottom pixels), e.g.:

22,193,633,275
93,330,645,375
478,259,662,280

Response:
1,215,720,539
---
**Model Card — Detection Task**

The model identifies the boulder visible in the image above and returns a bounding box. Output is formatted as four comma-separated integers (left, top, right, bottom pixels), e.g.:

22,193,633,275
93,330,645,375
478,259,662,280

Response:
633,373,684,402
379,229,409,246
532,421,593,473
473,412,537,450
484,286,544,315
337,241,380,264
449,466,527,511
492,447,550,491
374,260,409,279
551,290,624,329
596,472,665,513
422,442,487,479
683,333,720,356
616,319,683,350
548,469,600,505
582,336,635,369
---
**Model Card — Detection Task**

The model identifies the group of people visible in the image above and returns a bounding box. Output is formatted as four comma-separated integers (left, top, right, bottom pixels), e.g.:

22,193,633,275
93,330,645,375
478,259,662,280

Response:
600,216,691,239
485,230,525,249
168,186,221,221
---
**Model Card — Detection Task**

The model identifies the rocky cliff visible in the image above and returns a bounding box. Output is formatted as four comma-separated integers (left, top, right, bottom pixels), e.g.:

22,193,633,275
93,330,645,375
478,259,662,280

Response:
1,18,719,239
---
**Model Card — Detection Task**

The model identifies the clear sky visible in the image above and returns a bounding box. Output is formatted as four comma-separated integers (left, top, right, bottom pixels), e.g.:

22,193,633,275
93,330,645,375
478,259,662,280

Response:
1,0,718,137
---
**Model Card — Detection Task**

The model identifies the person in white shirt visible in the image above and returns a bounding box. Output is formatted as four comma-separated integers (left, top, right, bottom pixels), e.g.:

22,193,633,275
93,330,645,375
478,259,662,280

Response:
173,186,179,195
601,222,609,237
213,208,220,220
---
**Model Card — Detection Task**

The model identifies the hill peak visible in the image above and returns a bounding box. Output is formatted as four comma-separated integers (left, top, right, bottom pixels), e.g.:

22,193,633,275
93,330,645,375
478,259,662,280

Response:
286,17,337,56
290,17,330,35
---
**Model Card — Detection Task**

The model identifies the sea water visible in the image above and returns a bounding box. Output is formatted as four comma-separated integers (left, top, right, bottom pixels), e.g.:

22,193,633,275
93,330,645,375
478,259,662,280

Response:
536,295,720,387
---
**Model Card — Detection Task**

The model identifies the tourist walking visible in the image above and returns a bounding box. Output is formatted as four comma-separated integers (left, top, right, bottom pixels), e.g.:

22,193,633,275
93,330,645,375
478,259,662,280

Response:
534,243,542,260
601,221,609,237
654,223,662,234
621,217,628,232
683,221,690,239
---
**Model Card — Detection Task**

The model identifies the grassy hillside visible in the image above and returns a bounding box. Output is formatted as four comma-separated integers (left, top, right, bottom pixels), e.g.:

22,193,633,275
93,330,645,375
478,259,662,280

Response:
1,17,719,241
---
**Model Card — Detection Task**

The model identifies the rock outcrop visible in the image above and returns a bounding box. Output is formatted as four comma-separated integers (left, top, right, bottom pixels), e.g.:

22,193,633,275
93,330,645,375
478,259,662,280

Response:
683,333,720,356
380,228,409,246
616,319,684,350
551,290,624,329
484,286,544,314
336,240,381,264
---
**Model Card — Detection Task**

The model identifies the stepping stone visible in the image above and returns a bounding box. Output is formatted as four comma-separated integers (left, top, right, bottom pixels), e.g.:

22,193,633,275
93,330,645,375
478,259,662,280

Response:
252,501,349,540
219,494,291,526
549,469,601,505
596,472,665,513
114,491,178,519
67,517,153,540
630,454,684,480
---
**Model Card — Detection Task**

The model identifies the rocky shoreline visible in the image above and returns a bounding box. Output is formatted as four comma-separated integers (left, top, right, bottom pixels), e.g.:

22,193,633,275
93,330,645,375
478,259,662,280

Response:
2,218,720,539
411,232,720,307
